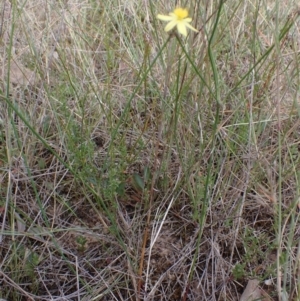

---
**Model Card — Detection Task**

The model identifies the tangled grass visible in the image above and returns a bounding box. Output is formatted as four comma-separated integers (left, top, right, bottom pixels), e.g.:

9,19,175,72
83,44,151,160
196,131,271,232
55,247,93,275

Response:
0,0,300,300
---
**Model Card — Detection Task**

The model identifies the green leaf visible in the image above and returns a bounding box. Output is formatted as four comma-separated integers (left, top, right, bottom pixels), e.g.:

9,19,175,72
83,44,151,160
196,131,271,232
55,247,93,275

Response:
132,173,144,191
143,166,151,183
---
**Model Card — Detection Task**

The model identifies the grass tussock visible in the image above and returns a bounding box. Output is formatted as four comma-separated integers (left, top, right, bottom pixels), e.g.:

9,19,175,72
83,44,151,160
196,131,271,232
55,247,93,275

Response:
0,0,300,300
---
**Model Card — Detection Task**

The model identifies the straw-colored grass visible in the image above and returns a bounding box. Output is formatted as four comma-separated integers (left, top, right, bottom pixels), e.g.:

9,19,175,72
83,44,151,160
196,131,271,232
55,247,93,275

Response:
0,0,299,300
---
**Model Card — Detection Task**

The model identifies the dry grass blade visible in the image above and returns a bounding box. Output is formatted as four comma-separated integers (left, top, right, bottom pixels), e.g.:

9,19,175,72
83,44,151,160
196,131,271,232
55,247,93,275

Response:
239,279,261,301
0,0,299,300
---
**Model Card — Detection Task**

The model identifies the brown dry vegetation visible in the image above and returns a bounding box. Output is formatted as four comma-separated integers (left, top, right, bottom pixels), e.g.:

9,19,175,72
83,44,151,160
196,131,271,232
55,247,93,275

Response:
0,0,300,300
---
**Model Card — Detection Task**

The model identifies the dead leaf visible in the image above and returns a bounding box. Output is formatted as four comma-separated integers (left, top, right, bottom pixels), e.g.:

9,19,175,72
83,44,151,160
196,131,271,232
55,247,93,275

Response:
240,279,261,301
15,212,26,232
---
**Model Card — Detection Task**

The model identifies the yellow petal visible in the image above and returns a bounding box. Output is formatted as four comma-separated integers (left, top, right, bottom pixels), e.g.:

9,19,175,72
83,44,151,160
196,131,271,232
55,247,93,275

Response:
177,22,187,36
165,20,177,32
185,22,198,32
157,14,173,21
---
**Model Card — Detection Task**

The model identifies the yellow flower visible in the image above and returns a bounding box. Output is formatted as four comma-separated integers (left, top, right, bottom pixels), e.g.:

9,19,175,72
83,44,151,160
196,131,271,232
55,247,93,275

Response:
157,7,198,37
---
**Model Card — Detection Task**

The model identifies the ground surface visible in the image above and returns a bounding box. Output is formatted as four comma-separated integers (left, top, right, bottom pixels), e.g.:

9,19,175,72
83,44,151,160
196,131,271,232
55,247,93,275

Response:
0,0,300,300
